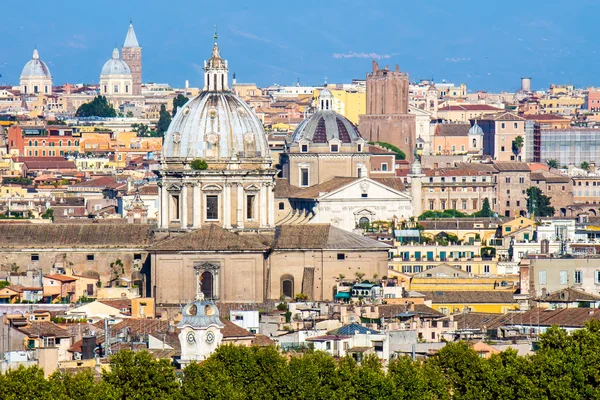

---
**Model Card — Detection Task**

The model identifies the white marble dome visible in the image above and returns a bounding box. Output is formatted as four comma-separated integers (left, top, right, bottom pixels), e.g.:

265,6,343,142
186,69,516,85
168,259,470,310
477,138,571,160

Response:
101,48,132,76
21,49,51,78
162,91,271,161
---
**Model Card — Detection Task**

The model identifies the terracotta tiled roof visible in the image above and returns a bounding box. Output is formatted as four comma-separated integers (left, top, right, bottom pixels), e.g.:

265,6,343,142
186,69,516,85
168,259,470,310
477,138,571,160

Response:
434,124,470,136
522,114,571,121
438,104,502,112
273,178,302,198
291,177,356,199
252,334,275,346
378,303,444,318
18,321,70,338
372,177,406,192
538,287,600,302
68,335,105,353
0,224,153,248
418,291,516,304
274,224,390,250
151,224,271,252
419,219,502,230
44,274,77,283
492,162,531,172
97,299,132,311
505,308,600,328
221,319,254,338
449,312,512,331
109,319,171,335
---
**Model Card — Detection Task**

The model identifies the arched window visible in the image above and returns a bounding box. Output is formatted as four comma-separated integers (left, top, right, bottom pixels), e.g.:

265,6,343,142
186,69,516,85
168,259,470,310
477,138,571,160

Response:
281,274,294,298
472,138,477,148
59,141,62,147
213,74,217,90
67,140,71,146
359,217,370,229
75,140,79,146
28,140,32,147
201,271,214,299
34,141,38,147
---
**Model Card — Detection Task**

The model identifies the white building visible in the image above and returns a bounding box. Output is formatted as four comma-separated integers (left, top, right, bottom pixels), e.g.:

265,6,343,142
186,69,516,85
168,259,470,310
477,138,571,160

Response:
100,48,134,96
20,48,52,95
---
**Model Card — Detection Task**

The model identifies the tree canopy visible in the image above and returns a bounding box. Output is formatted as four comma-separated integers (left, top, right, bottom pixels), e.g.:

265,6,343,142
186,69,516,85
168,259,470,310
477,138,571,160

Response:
472,197,493,218
546,158,559,169
156,104,172,135
10,322,600,399
75,96,116,118
526,186,555,217
173,94,190,117
368,141,406,160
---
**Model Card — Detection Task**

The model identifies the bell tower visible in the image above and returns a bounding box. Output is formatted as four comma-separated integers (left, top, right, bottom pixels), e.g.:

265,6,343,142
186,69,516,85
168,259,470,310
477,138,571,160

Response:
121,20,142,95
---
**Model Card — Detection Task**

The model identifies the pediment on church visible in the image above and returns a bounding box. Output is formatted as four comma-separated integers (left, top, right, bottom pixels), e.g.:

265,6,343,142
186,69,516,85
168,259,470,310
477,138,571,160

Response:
166,184,182,192
201,184,223,192
320,178,412,201
244,183,261,192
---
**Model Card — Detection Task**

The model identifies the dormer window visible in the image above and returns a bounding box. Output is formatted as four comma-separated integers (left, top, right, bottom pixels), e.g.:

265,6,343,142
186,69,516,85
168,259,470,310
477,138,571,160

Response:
301,144,308,153
330,144,339,153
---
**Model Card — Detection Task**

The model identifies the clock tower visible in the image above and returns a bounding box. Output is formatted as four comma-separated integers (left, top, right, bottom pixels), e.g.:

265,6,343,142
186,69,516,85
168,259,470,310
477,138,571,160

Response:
178,286,224,366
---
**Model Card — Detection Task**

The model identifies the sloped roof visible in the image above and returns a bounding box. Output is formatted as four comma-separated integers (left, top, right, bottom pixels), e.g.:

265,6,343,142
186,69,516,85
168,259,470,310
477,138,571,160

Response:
274,224,390,250
378,303,444,318
18,321,70,338
328,322,380,335
0,224,153,248
450,312,512,331
435,124,470,136
372,177,406,192
273,178,302,198
493,162,531,172
538,287,600,302
44,274,77,283
438,104,501,112
505,308,600,328
291,177,356,199
151,224,270,252
419,291,516,304
221,319,254,338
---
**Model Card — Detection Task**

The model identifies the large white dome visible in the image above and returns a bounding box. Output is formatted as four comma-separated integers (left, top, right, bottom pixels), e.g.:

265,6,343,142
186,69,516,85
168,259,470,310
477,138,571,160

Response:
162,91,271,162
101,48,132,76
21,49,51,79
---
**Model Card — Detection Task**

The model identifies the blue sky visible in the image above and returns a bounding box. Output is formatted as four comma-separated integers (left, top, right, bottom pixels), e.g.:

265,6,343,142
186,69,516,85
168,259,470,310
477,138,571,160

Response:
0,0,597,92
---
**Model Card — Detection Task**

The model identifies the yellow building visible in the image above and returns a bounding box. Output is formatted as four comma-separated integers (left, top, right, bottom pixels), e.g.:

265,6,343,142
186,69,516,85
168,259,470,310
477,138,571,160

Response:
313,88,365,124
408,264,518,292
0,184,28,198
539,96,585,116
418,290,518,314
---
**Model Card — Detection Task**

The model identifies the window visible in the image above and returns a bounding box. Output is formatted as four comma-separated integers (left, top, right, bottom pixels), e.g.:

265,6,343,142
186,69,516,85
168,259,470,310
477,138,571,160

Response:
381,163,388,171
413,265,423,273
206,195,219,220
31,254,39,262
125,85,129,93
484,265,490,274
501,122,506,129
337,253,345,260
505,177,511,183
300,168,309,187
114,85,119,93
462,200,467,210
301,144,308,153
595,270,600,284
43,337,56,348
278,202,285,210
466,265,472,273
559,270,568,285
514,122,518,129
361,193,368,198
330,144,339,152
539,271,547,285
501,146,505,152
575,270,582,284
519,176,525,184
357,144,362,152
86,254,94,261
246,195,256,220
429,200,434,210
516,201,520,207
134,253,142,260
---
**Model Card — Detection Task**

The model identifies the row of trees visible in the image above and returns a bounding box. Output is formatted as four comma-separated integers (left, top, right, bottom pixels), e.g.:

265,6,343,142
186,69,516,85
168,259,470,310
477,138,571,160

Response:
4,322,600,399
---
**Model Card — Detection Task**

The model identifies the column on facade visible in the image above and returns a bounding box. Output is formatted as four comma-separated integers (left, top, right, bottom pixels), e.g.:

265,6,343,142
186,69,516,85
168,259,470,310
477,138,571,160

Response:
236,183,244,229
223,183,232,229
192,183,201,229
160,183,169,229
180,183,188,229
259,183,267,227
267,182,275,227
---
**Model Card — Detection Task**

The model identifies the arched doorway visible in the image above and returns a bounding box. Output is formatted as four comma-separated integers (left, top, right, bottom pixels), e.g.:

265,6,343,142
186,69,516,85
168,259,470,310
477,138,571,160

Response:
281,274,294,298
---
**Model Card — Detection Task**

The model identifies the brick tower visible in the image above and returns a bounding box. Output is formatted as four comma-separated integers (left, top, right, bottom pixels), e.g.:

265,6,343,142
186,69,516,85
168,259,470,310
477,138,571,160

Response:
121,21,142,95
358,61,416,161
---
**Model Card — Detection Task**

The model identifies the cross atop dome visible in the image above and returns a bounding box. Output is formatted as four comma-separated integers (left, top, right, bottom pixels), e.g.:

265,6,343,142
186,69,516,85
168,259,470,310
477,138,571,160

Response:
203,29,229,92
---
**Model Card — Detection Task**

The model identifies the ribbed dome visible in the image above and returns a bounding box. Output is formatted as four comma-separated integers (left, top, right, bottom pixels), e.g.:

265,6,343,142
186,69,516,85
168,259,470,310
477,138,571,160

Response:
101,48,132,76
21,49,51,78
469,121,484,135
292,111,362,144
162,91,271,161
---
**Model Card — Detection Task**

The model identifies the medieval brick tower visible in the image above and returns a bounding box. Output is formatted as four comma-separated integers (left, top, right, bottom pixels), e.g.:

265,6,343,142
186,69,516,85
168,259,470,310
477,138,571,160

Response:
121,21,142,95
358,61,416,161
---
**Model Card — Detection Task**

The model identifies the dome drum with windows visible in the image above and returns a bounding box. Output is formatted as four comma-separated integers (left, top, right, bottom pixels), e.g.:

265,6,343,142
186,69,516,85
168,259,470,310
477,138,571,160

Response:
162,35,271,170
